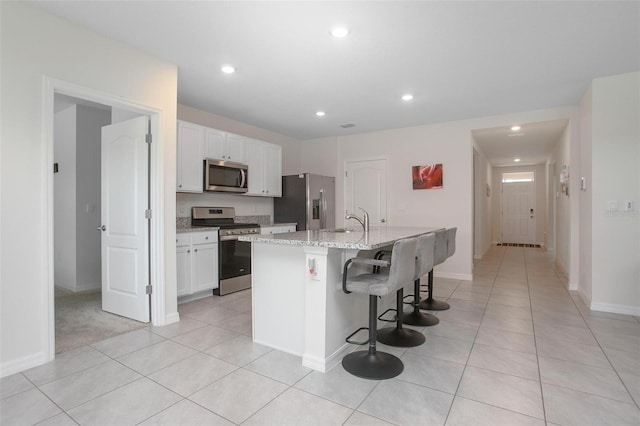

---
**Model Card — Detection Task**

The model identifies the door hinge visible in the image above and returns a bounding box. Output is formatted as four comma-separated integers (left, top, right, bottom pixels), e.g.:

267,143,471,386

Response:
345,171,348,177
145,209,152,219
145,285,152,295
145,133,152,144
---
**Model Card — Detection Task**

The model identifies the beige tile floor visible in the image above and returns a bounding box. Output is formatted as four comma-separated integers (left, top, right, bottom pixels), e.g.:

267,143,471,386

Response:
2,246,639,425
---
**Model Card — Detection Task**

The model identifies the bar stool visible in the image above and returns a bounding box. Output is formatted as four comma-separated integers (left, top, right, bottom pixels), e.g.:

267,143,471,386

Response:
403,232,439,326
419,229,450,311
340,237,418,380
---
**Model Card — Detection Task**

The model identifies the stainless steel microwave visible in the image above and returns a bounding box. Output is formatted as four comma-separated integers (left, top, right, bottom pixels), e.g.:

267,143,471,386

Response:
203,159,248,193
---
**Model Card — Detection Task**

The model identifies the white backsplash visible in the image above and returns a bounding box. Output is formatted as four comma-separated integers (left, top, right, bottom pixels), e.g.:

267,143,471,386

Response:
176,192,274,220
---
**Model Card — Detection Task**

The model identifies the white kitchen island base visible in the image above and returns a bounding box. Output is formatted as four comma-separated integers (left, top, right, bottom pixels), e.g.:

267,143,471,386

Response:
244,226,443,373
251,242,369,372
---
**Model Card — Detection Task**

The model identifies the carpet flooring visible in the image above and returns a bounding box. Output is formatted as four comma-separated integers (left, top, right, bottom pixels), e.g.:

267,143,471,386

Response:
55,288,146,354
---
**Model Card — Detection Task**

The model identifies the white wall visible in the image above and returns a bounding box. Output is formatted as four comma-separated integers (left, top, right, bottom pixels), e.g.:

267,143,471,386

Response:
491,163,547,246
300,137,339,178
54,105,77,290
1,2,178,376
472,145,493,259
590,72,640,315
578,84,593,306
75,105,110,290
53,103,109,292
300,107,578,281
549,124,572,279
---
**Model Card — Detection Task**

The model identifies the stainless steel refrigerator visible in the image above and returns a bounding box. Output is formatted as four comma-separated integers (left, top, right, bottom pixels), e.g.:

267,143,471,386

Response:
274,174,335,230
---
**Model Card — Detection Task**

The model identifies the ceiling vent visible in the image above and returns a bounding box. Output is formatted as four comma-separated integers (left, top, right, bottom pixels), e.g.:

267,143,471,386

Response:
340,123,356,128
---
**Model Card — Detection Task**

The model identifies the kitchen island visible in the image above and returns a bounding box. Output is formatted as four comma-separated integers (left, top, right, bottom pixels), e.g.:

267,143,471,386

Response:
238,226,442,372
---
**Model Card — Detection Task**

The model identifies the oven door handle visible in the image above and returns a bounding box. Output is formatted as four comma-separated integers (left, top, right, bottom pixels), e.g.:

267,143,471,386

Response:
219,235,241,242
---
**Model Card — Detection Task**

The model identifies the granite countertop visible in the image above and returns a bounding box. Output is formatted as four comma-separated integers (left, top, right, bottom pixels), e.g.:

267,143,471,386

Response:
238,226,443,250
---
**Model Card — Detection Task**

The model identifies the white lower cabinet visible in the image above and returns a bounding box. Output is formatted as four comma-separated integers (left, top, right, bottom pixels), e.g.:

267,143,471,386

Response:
176,230,219,297
260,225,296,235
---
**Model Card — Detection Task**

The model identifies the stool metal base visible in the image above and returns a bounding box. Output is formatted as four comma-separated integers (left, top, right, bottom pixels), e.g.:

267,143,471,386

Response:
342,350,404,380
377,326,425,347
418,298,450,311
402,309,439,326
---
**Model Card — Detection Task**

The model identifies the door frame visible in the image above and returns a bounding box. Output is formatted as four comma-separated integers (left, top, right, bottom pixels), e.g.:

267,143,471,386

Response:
500,173,537,244
42,77,166,362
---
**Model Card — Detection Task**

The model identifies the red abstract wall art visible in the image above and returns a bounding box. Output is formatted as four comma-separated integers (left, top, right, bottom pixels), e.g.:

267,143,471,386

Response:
412,164,443,189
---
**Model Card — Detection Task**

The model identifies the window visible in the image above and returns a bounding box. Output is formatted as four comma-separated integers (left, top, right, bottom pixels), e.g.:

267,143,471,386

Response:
502,172,534,183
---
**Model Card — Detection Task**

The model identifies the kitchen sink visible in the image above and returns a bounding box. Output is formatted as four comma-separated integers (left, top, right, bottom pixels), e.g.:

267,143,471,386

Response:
323,228,358,233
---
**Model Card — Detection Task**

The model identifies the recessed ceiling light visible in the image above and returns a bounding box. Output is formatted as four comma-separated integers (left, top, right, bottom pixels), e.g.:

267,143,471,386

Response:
402,94,414,101
510,125,521,131
315,111,326,117
221,65,236,74
330,27,350,38
514,158,521,162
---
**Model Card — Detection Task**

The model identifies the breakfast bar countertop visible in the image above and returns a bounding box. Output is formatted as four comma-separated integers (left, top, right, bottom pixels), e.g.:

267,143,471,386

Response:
238,226,443,250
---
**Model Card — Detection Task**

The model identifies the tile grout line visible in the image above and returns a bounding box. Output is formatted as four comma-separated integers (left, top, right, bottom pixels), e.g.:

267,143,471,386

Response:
441,244,504,425
524,246,549,425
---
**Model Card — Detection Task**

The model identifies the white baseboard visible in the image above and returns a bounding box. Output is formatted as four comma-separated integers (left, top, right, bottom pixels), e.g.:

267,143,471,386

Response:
76,281,100,292
163,312,180,326
302,343,351,373
578,289,591,307
590,302,640,316
0,351,48,379
253,338,302,358
177,290,214,304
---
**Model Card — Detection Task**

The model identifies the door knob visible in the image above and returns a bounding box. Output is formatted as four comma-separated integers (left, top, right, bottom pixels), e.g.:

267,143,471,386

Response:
97,225,106,231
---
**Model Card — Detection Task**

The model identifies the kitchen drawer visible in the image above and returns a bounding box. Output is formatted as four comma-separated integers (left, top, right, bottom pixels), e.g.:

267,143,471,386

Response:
191,230,218,245
176,233,191,247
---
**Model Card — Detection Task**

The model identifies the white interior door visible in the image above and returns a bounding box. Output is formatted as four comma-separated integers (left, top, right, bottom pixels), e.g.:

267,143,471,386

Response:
502,181,536,244
345,159,387,226
100,116,150,322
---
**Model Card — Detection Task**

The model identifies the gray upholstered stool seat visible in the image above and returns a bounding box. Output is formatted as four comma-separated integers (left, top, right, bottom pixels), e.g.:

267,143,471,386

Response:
341,237,418,380
403,232,440,326
419,228,455,311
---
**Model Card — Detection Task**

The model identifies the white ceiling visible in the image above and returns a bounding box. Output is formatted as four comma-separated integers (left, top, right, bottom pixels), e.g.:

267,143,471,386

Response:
31,1,638,152
472,119,569,167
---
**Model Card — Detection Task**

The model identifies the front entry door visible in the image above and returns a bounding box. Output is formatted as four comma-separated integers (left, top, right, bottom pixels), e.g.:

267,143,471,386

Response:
345,159,388,226
100,116,150,322
502,181,536,244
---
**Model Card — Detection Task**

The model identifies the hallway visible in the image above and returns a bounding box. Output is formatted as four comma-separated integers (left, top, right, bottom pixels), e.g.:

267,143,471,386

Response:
2,246,639,425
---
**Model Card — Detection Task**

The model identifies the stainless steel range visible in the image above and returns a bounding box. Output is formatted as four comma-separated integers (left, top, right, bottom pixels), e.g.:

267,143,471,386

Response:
191,207,260,295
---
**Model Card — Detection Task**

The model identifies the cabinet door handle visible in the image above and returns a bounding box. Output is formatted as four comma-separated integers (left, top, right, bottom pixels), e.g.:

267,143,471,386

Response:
97,225,106,231
187,250,190,253
205,236,209,240
194,249,198,252
179,184,182,188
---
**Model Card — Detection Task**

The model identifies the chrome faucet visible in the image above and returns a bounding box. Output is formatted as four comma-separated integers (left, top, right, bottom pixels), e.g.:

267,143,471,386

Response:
345,208,370,233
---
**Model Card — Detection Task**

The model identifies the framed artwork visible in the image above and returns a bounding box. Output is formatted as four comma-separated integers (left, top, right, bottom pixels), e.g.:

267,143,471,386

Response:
412,163,443,190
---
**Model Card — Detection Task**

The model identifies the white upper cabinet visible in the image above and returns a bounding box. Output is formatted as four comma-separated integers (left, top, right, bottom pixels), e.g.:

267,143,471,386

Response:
205,128,246,164
177,120,279,196
177,120,204,193
263,143,282,197
245,138,282,197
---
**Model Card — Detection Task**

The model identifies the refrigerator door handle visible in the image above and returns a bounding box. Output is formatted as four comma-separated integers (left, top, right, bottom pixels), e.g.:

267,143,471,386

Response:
320,188,326,229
